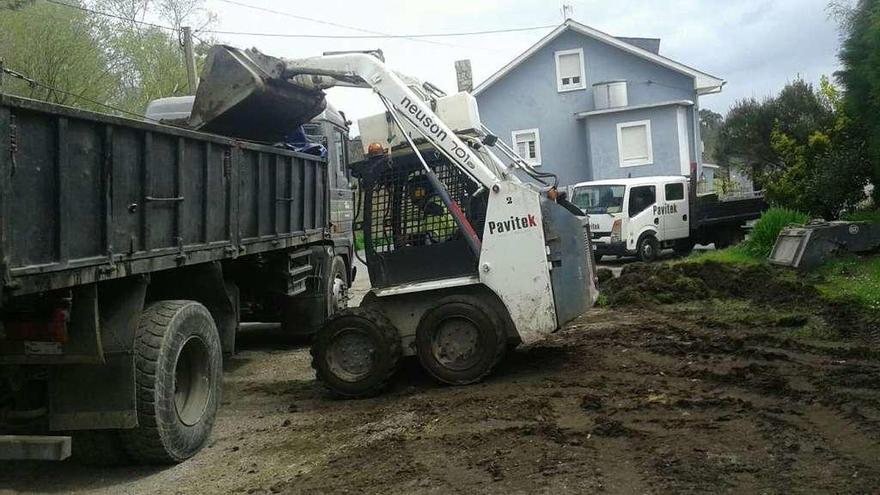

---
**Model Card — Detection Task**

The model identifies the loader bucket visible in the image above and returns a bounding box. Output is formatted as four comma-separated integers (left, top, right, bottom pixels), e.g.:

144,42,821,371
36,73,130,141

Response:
189,45,327,143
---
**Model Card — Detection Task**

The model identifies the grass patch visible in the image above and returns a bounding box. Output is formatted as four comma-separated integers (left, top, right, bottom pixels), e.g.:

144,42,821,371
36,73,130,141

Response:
841,208,880,223
816,255,880,311
684,246,762,265
741,207,810,257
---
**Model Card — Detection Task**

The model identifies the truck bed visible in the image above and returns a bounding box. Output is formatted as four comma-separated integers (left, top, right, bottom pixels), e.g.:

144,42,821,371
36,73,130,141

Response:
0,94,329,300
694,191,767,227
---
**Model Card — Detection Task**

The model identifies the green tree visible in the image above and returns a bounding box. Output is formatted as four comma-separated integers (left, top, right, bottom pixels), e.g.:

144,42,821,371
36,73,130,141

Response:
836,0,880,201
0,1,120,112
699,108,723,163
764,78,870,218
90,0,215,112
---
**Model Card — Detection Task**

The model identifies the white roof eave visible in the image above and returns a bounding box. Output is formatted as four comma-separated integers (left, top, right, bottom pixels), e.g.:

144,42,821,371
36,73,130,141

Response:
474,20,724,97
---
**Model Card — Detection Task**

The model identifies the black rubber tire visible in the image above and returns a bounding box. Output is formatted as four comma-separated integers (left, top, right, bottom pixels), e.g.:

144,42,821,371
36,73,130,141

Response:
310,307,401,399
120,301,222,464
325,255,349,317
636,235,660,262
594,253,604,263
71,430,131,466
415,295,507,386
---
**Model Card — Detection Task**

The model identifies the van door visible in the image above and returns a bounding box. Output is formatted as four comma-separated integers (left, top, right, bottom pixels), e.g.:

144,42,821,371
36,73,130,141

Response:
661,181,689,240
625,185,657,249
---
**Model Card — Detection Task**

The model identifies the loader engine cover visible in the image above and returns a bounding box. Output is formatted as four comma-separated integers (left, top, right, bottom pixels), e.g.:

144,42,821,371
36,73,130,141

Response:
189,45,327,142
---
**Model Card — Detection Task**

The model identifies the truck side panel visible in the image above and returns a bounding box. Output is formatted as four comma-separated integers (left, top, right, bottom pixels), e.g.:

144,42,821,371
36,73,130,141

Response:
0,95,330,299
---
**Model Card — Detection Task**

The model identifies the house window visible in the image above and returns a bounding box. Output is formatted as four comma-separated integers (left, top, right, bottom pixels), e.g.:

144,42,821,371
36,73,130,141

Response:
555,48,586,92
512,128,542,166
617,120,653,167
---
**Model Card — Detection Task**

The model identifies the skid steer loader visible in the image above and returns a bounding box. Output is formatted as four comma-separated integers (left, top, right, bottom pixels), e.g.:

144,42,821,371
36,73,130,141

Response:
197,46,598,397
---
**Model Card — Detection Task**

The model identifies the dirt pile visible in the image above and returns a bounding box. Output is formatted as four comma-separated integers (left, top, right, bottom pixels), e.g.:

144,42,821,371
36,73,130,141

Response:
602,261,816,307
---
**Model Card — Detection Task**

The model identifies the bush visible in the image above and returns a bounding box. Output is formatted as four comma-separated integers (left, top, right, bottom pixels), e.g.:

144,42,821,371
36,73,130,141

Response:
742,207,810,257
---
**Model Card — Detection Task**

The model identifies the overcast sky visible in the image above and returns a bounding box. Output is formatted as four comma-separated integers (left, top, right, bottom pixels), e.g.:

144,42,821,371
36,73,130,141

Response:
203,0,845,128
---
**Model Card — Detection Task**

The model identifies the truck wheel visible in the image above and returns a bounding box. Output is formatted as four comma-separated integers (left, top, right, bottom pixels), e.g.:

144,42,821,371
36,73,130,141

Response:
636,235,660,262
310,308,401,398
415,295,506,385
121,301,222,464
326,255,349,316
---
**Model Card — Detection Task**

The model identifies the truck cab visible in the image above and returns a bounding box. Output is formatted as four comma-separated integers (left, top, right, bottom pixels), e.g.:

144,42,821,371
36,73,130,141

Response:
570,176,691,261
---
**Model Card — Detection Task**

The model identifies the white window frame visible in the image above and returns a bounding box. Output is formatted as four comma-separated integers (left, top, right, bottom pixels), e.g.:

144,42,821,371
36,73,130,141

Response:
616,120,654,168
511,128,542,166
554,48,586,93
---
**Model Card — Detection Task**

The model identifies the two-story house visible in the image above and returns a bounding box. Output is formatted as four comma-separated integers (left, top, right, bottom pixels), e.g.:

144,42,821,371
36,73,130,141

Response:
473,19,724,187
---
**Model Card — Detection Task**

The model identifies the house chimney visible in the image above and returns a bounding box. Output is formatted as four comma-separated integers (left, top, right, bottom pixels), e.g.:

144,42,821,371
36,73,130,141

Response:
455,59,473,93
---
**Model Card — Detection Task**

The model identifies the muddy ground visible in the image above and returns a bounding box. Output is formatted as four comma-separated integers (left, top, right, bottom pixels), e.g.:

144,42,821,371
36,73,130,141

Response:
1,263,879,494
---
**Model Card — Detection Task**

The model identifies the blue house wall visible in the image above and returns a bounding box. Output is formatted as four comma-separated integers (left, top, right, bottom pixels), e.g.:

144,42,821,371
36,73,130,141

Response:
476,28,705,186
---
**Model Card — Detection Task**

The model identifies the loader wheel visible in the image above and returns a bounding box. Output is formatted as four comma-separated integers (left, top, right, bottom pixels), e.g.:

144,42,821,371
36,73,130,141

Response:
636,235,660,262
311,308,401,399
120,301,222,464
416,296,506,385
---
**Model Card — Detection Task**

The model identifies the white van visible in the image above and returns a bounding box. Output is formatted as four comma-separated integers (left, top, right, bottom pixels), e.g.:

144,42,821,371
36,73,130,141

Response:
569,176,766,262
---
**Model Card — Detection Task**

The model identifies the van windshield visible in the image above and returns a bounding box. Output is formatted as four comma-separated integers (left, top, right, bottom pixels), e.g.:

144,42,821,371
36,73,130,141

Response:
571,185,626,214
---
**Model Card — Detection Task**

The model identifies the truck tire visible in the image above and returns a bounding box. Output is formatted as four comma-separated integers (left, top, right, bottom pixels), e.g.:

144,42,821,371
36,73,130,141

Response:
636,234,660,262
310,308,401,398
415,295,506,386
326,255,349,316
120,301,222,464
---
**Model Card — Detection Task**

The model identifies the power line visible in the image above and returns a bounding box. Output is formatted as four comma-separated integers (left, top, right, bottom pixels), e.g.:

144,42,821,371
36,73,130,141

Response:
208,0,541,49
45,0,553,45
45,0,179,33
1,65,158,122
210,0,455,47
202,24,557,39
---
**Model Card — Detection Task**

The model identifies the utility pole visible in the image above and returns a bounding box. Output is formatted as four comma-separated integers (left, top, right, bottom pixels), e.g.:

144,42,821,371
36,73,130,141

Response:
182,26,198,95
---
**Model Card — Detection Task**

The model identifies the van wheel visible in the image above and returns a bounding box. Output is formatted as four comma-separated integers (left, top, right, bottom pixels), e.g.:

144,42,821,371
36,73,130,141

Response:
121,301,222,464
636,235,660,262
415,295,506,385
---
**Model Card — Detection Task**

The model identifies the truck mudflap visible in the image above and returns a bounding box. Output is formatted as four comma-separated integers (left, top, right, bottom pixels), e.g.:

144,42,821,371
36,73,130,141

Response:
0,435,71,461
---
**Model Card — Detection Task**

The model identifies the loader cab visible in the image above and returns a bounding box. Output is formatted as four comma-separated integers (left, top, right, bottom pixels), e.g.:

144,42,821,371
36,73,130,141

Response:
350,150,488,289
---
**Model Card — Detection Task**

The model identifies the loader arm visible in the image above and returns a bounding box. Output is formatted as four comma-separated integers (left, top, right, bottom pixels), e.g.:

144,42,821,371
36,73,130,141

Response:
251,48,510,190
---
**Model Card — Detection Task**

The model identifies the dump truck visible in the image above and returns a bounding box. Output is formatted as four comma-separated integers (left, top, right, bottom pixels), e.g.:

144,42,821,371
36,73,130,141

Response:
0,67,354,463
